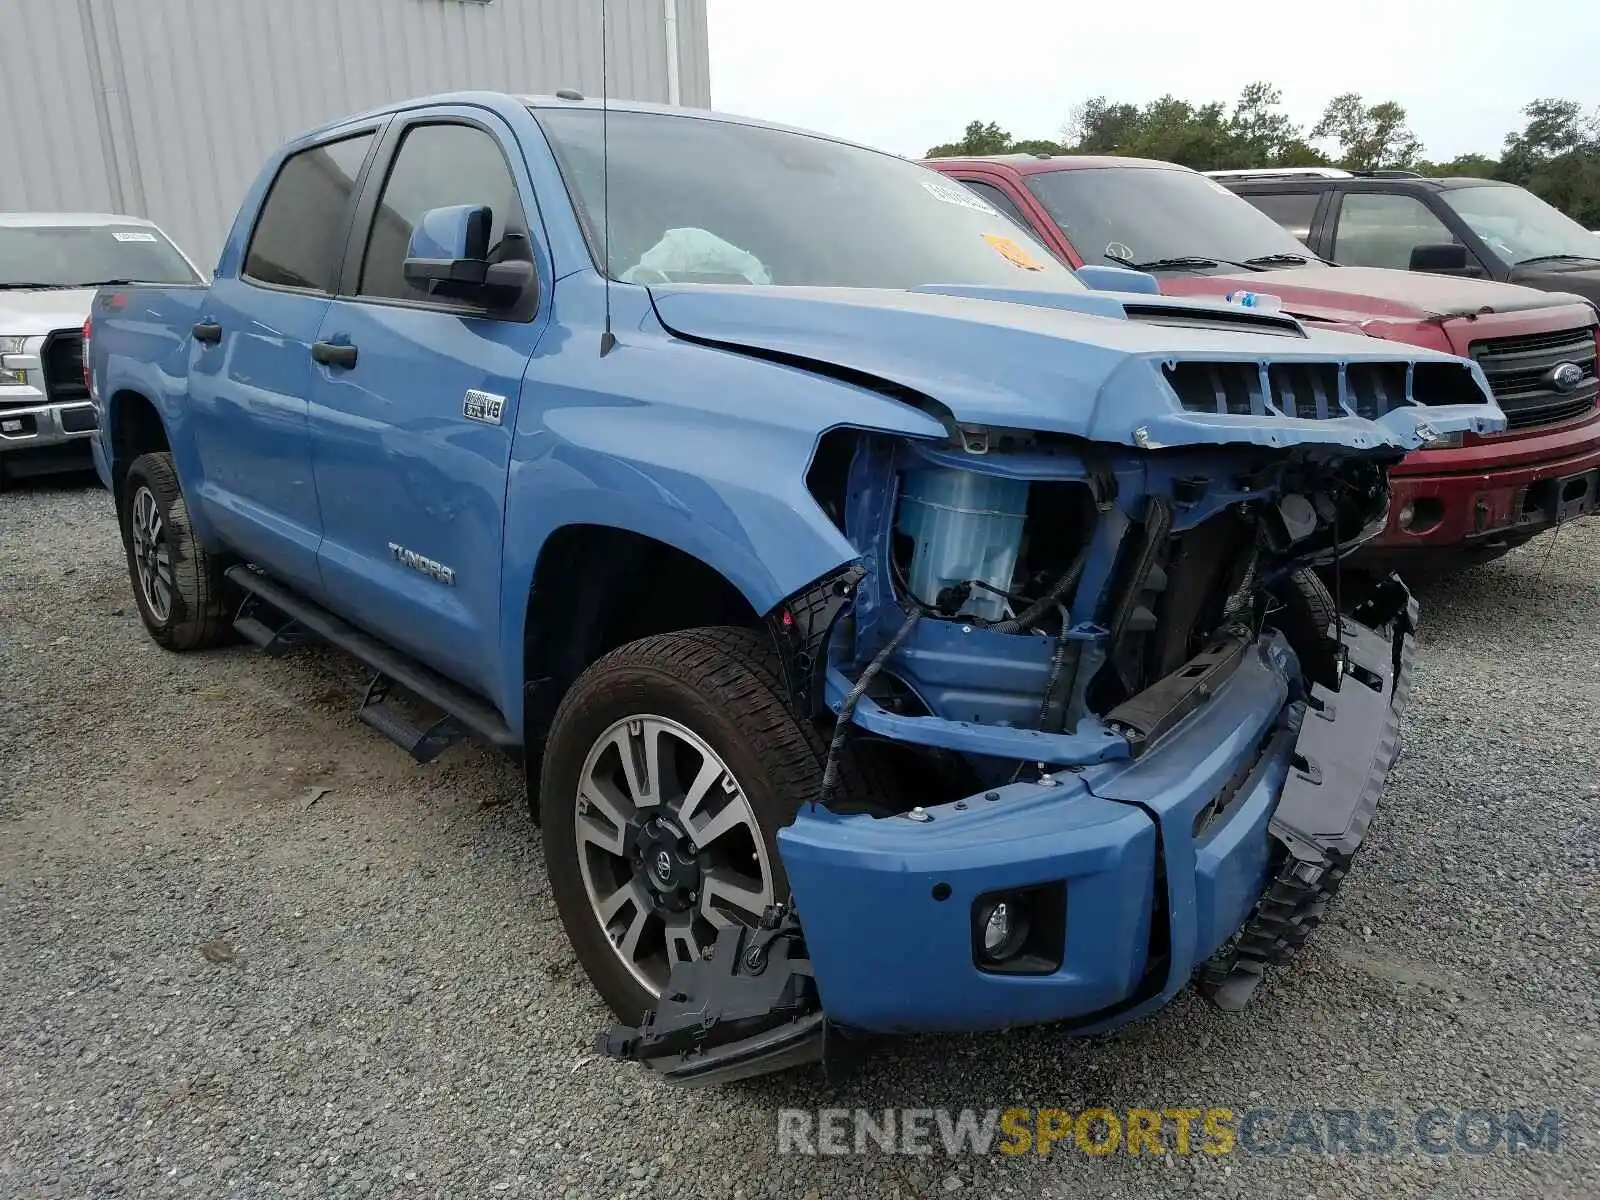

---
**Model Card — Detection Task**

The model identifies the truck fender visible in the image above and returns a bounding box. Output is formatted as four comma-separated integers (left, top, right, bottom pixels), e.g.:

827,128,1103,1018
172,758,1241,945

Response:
497,464,863,734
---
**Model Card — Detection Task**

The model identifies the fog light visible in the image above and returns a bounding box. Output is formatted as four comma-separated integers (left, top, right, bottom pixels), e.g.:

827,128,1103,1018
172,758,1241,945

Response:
975,896,1031,963
1398,496,1445,535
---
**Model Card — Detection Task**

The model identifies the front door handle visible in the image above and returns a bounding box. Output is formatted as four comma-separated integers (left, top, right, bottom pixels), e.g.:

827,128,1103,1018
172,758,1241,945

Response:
192,320,222,343
311,340,358,369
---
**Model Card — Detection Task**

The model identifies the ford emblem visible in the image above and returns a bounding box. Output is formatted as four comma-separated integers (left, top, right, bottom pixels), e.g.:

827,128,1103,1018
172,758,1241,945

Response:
1546,362,1585,393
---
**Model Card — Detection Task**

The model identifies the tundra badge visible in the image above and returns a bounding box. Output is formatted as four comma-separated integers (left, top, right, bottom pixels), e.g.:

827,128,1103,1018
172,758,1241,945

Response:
388,543,456,586
462,388,507,425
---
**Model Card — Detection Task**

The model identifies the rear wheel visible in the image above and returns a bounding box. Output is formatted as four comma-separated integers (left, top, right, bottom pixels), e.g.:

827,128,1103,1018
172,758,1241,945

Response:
121,451,231,651
539,627,823,1024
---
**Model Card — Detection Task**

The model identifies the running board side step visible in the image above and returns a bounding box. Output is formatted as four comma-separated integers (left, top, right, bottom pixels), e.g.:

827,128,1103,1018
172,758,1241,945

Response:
224,566,520,761
358,672,463,764
233,594,316,658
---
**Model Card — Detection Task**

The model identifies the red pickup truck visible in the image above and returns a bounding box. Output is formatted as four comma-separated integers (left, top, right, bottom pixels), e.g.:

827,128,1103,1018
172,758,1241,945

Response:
924,154,1600,571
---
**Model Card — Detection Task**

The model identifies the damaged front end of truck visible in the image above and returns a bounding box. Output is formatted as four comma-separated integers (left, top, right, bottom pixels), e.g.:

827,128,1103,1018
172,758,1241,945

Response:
599,286,1505,1085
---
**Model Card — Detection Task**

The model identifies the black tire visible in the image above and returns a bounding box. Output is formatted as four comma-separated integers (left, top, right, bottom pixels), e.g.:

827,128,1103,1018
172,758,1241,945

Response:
539,626,825,1024
121,451,231,651
1267,567,1341,691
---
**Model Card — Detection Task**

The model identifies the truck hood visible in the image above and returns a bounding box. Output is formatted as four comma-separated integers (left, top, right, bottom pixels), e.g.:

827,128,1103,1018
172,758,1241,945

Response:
0,288,98,336
1507,264,1600,308
648,283,1504,451
1159,265,1587,326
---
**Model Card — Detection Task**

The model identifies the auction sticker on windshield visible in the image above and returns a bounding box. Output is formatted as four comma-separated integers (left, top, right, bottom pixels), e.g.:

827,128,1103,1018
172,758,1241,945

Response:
982,232,1046,271
112,231,159,243
922,179,998,215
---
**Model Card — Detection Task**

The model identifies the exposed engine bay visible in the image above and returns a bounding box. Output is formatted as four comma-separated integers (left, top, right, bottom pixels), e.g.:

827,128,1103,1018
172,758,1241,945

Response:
790,424,1400,810
603,419,1422,1084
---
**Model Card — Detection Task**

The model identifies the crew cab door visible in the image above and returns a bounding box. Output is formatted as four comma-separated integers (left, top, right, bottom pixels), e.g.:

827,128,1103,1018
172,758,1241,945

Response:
307,108,550,700
1324,189,1490,278
185,127,380,594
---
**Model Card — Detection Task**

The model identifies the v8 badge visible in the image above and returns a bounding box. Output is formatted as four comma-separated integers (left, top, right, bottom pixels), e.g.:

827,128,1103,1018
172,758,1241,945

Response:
462,388,506,425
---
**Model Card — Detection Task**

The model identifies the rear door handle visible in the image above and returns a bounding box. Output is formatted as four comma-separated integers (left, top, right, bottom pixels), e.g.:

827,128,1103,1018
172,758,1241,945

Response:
311,340,358,369
192,320,222,343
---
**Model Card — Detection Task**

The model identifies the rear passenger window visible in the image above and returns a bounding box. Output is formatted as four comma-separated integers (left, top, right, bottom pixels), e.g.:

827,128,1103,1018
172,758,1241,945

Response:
244,133,373,293
358,123,524,303
1242,192,1321,244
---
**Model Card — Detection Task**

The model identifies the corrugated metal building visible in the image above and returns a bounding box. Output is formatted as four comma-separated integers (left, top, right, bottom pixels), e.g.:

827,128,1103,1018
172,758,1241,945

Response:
0,0,710,266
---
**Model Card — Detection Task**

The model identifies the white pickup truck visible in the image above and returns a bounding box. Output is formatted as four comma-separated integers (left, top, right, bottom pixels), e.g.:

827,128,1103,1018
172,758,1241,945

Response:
0,213,203,484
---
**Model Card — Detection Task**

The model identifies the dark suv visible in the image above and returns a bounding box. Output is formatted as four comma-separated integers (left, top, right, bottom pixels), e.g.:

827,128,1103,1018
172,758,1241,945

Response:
1212,168,1600,306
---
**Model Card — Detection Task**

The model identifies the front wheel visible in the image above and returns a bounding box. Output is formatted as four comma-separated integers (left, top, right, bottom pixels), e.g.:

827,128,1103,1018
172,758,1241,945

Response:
539,627,823,1024
121,451,231,651
1266,567,1342,691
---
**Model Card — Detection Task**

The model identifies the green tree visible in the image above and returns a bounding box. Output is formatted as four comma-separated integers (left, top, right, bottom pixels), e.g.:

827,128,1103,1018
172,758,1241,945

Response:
1127,97,1235,167
925,120,1017,158
1228,83,1306,166
1276,139,1333,167
1059,83,1323,171
1415,152,1500,178
1498,99,1600,226
1063,97,1145,154
1311,94,1424,170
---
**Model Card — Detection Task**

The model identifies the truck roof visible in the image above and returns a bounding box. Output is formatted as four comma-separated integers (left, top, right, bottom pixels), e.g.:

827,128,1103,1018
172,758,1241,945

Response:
1210,170,1511,192
923,154,1182,175
288,91,892,160
0,212,159,228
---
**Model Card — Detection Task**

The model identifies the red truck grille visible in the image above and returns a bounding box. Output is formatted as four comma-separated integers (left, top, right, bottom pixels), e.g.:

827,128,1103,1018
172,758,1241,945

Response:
1469,326,1599,432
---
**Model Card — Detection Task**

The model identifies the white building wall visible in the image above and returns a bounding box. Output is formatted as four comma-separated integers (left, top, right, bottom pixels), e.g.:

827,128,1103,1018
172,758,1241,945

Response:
0,0,711,267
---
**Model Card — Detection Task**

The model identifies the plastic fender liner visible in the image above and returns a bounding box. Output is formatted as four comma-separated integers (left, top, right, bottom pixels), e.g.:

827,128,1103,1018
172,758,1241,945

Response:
764,562,866,719
1271,594,1417,864
596,907,828,1085
1197,581,1419,1009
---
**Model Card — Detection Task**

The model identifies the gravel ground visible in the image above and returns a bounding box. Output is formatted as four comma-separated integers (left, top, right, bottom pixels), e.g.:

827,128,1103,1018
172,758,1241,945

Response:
2,474,1597,1200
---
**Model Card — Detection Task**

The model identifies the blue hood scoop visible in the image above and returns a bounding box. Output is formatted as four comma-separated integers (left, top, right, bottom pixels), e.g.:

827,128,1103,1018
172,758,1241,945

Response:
907,282,1309,338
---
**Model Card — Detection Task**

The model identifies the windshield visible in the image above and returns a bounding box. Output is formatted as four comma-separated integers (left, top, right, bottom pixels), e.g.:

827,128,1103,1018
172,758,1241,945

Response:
0,224,199,288
1024,167,1316,270
1439,185,1600,265
533,108,1085,292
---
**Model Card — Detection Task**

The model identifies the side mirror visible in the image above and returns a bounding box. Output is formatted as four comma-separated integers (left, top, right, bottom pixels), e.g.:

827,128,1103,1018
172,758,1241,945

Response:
402,205,531,306
1409,242,1470,272
1075,264,1162,295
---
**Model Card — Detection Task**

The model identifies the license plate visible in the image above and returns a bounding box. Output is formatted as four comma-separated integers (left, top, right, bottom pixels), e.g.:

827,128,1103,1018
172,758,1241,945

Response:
1551,468,1599,522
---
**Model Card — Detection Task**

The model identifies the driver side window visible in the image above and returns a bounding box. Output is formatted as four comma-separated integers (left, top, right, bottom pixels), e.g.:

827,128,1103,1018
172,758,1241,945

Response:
1333,193,1463,271
359,122,525,302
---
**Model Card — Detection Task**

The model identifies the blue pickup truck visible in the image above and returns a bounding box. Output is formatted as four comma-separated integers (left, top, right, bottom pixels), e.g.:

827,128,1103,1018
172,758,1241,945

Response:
89,92,1504,1083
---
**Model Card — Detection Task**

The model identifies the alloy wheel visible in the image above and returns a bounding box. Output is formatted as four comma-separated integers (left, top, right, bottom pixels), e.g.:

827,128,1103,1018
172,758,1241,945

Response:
574,714,775,996
129,486,173,622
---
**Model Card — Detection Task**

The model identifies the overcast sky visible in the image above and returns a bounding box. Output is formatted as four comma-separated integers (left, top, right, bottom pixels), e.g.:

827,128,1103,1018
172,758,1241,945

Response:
704,0,1597,162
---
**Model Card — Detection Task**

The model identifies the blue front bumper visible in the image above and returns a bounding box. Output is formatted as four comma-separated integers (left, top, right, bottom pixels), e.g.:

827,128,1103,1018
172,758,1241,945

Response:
779,628,1357,1035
